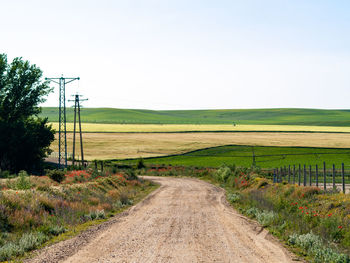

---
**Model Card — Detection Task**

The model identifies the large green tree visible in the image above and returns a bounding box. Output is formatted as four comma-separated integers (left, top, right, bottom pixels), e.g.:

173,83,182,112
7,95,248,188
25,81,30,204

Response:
0,54,55,173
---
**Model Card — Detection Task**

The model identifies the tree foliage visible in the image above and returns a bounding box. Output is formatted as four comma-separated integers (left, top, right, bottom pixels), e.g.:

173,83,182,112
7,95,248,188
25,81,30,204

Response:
0,54,54,173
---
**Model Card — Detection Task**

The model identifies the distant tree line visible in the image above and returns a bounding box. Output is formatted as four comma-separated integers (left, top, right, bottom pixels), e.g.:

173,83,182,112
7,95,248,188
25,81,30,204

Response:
0,54,55,173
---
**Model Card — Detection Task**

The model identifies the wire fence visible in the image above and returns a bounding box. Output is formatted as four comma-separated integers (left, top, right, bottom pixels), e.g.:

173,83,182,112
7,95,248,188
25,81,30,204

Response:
266,162,350,193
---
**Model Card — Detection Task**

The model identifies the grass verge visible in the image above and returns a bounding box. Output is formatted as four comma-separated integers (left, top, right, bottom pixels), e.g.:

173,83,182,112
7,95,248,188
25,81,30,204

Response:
0,169,158,262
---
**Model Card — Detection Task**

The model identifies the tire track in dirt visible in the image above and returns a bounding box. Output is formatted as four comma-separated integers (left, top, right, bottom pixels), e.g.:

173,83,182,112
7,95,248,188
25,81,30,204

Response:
27,176,299,263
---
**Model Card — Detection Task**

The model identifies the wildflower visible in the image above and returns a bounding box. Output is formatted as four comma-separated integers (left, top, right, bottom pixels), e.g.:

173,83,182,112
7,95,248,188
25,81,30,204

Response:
338,226,343,229
328,213,332,217
299,207,303,210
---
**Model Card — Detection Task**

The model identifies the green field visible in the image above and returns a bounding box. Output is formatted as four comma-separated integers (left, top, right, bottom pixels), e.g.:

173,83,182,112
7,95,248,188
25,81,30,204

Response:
41,107,350,126
115,145,350,169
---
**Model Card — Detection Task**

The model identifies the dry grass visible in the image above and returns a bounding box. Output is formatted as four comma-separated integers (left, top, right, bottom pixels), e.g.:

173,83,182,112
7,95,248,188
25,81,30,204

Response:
50,123,350,133
49,132,350,160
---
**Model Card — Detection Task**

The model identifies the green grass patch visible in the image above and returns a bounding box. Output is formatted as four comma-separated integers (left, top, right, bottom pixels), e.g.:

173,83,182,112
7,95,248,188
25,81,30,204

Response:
115,145,350,169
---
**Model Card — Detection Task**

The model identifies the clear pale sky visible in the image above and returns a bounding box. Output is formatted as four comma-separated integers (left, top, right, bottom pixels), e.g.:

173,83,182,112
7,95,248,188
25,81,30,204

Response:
1,0,350,110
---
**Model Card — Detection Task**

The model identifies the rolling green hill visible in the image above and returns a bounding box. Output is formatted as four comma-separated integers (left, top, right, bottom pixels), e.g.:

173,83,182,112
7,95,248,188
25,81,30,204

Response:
40,107,350,126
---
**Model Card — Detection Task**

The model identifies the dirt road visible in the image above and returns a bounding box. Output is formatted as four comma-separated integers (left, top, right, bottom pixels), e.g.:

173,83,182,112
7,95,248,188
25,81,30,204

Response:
28,177,297,263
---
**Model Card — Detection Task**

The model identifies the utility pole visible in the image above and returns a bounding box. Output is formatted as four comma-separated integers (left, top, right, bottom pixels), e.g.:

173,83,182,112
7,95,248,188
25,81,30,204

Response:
45,76,80,168
69,94,88,167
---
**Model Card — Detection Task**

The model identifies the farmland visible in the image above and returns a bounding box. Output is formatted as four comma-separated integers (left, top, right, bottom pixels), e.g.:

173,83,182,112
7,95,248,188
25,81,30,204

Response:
115,145,350,169
49,131,350,160
41,107,350,126
50,122,350,133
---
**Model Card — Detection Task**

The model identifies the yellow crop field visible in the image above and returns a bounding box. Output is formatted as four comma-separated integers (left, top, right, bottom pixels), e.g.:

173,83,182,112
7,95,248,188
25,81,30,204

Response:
49,132,350,160
49,123,350,133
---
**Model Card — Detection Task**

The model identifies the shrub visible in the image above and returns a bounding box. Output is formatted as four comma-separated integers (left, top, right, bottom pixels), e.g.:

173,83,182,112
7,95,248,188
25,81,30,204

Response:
227,193,240,203
120,192,130,205
15,170,32,190
214,166,232,182
0,170,11,178
84,210,106,221
0,243,21,261
125,169,138,181
40,225,67,236
0,205,11,232
256,210,277,227
0,232,49,261
136,158,145,169
113,200,123,209
246,207,259,218
46,169,65,183
288,232,349,263
18,232,48,252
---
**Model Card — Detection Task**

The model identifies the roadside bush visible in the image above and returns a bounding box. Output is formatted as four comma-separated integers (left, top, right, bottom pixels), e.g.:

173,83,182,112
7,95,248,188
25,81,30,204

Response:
113,200,123,209
256,210,277,227
40,225,67,236
227,193,240,203
18,232,48,252
0,243,20,261
0,232,49,261
246,207,259,218
244,207,276,227
46,169,65,183
214,165,232,182
14,170,32,190
0,205,11,232
0,170,11,178
288,232,349,263
84,210,106,221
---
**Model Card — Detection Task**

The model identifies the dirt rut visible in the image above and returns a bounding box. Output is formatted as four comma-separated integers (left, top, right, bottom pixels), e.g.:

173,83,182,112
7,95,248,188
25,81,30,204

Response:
27,177,297,263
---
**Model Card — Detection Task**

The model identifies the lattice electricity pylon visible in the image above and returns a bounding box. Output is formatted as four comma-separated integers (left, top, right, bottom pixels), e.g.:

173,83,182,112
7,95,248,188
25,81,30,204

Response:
45,76,80,169
68,94,88,167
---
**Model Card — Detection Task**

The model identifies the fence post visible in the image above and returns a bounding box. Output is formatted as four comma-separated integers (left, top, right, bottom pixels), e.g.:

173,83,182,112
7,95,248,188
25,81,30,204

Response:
281,167,283,183
288,165,291,183
303,165,306,186
323,162,326,191
342,163,345,194
316,164,318,187
273,168,276,183
298,164,301,186
293,165,296,184
309,165,312,186
94,160,97,170
101,161,104,172
278,168,281,183
332,164,336,190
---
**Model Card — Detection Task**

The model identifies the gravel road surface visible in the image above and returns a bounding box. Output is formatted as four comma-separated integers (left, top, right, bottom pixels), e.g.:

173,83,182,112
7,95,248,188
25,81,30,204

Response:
27,176,297,263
